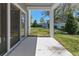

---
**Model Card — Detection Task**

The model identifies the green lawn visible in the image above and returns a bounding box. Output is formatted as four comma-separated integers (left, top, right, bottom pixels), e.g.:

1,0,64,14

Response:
30,27,49,36
54,29,79,56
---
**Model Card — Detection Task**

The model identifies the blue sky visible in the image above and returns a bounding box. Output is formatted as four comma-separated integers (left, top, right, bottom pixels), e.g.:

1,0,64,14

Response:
31,10,50,23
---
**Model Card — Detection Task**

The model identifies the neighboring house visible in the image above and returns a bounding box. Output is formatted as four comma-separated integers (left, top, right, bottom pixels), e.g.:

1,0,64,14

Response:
39,20,49,28
42,22,48,28
39,22,48,28
54,22,65,30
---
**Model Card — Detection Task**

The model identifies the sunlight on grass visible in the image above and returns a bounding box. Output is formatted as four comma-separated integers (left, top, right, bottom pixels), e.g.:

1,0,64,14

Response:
54,29,79,56
30,27,49,36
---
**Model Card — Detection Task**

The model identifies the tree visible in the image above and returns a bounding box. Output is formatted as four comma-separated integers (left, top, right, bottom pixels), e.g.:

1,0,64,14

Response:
31,20,38,27
75,17,79,22
40,17,45,24
65,4,78,34
42,11,49,16
47,20,49,28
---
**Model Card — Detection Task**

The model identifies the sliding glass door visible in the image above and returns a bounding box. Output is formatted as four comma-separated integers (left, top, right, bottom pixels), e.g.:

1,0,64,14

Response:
0,4,7,55
0,3,26,55
10,4,26,48
20,11,25,38
10,4,20,48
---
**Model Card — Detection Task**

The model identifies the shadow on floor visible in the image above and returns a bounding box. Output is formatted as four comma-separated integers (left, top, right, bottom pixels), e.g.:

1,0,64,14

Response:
7,37,37,56
48,46,69,55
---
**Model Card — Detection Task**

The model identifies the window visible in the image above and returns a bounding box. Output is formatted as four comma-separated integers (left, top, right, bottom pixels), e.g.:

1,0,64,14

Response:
10,4,20,48
20,11,25,38
0,4,7,55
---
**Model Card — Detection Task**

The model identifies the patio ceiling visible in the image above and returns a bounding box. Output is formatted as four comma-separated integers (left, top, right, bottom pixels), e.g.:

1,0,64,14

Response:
25,3,53,7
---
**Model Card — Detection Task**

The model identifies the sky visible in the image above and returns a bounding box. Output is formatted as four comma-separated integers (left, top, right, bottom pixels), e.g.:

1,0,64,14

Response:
31,10,50,23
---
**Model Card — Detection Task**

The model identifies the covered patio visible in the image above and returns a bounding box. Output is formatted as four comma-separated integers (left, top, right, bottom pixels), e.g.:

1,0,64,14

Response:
6,37,72,56
0,3,73,56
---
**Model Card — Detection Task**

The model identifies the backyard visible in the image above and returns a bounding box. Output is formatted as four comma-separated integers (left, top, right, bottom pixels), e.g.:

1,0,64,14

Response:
29,4,79,55
30,27,49,36
30,10,50,36
30,26,79,55
54,4,79,56
54,29,79,56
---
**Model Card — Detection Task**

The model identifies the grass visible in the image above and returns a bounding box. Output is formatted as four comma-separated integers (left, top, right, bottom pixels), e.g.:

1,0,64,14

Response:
54,29,79,56
30,27,49,36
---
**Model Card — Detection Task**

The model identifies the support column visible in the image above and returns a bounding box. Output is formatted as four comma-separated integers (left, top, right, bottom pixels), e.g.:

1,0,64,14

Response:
25,11,28,36
50,6,54,37
7,3,11,51
28,10,31,35
50,4,60,37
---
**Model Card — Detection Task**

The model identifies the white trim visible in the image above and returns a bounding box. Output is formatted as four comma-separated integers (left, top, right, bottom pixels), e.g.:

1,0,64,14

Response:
25,12,28,36
7,3,11,51
28,10,31,35
13,3,26,14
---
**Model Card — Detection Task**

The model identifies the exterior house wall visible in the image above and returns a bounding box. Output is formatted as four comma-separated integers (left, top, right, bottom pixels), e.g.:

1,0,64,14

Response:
4,3,28,56
4,3,60,56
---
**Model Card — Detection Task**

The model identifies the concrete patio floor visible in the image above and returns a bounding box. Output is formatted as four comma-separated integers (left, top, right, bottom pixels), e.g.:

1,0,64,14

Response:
7,37,72,56
36,37,72,56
